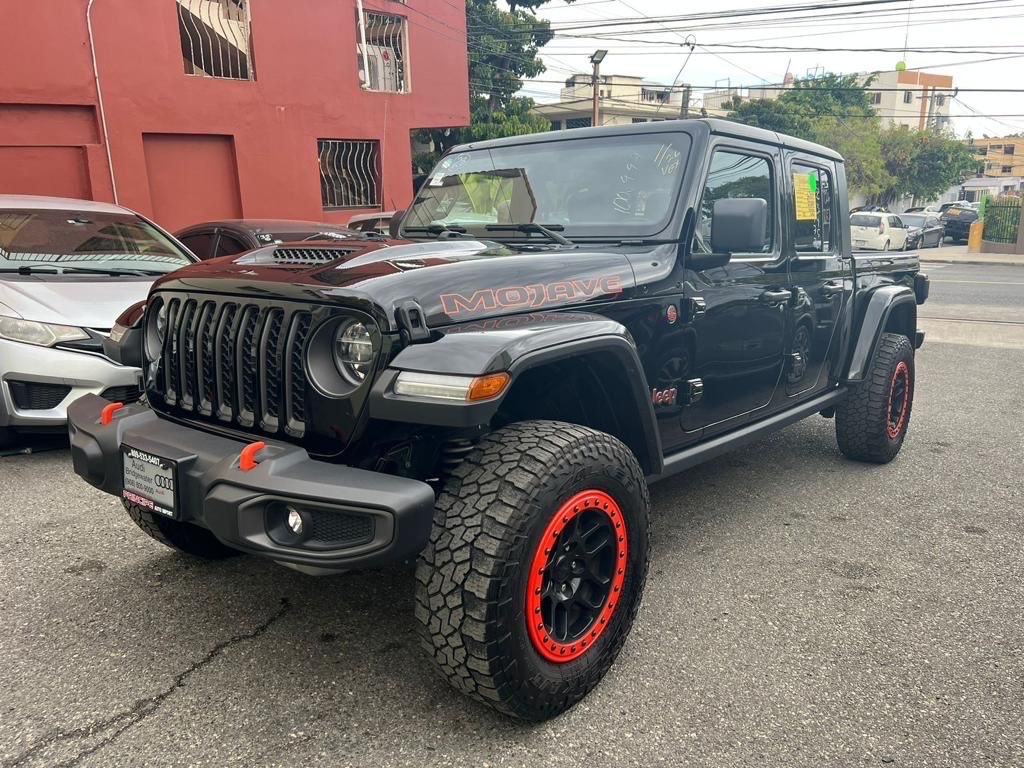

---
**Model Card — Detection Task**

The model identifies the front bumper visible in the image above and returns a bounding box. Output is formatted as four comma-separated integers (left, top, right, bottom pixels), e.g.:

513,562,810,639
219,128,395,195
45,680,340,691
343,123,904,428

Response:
68,395,436,572
0,338,140,429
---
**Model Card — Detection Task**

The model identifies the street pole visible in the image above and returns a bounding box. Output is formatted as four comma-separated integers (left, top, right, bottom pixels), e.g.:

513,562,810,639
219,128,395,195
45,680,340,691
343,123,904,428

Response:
590,50,607,127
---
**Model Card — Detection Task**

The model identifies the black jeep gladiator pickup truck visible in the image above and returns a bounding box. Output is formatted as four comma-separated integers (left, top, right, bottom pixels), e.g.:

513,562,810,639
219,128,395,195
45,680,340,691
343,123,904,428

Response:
69,119,929,721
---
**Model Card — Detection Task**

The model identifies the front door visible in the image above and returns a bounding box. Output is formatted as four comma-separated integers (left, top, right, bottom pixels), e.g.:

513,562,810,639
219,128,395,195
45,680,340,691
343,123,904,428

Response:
784,156,849,398
681,144,790,436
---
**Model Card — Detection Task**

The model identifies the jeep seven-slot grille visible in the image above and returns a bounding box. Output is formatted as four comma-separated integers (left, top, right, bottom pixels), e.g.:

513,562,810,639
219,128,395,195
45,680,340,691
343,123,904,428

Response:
155,296,312,438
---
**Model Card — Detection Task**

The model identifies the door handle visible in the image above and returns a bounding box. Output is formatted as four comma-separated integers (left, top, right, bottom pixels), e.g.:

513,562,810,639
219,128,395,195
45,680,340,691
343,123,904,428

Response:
822,281,845,296
759,289,792,305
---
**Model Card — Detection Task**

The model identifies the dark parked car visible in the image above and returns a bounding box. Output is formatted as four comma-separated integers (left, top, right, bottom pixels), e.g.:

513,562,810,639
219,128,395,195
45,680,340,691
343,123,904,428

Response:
175,219,357,259
900,213,945,248
939,205,978,243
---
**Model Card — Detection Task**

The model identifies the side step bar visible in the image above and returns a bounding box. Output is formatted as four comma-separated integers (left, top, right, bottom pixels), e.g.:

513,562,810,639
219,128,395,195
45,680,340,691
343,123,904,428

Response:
651,388,848,483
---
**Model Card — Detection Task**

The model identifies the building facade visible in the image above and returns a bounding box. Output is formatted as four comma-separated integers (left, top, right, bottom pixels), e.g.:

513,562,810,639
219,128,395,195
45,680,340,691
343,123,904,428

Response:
700,69,953,131
535,74,686,129
0,0,469,230
967,137,1024,179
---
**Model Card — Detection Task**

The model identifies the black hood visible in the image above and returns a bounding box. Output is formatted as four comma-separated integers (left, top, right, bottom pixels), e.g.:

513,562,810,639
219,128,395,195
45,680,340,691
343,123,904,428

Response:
152,239,639,332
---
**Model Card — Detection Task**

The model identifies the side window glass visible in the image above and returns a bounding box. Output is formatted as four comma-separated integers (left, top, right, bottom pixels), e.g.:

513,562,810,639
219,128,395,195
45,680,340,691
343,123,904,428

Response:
216,234,247,256
791,163,834,253
693,149,774,255
179,232,216,258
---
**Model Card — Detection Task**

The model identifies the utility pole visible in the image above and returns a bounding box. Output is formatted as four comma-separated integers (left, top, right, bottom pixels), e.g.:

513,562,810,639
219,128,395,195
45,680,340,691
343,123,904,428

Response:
679,84,691,118
590,49,607,127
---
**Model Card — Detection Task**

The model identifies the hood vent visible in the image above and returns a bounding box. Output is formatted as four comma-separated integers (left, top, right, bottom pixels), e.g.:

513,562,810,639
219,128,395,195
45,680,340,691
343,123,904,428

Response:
235,247,354,267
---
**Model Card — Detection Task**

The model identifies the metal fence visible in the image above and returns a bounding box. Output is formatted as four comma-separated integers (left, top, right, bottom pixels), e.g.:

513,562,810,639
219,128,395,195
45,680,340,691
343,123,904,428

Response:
177,0,253,80
318,140,381,209
982,198,1022,243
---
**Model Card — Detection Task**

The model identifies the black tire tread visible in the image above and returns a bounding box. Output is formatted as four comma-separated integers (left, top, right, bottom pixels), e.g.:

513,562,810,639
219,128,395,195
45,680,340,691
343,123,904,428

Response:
123,500,239,559
415,420,649,720
836,332,915,463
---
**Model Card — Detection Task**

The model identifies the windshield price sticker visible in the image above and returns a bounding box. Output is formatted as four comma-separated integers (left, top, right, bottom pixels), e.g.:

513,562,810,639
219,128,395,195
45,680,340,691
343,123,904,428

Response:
793,172,818,221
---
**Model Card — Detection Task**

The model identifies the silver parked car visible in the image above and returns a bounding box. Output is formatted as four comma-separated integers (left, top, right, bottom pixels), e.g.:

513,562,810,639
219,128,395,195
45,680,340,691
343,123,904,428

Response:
0,195,194,447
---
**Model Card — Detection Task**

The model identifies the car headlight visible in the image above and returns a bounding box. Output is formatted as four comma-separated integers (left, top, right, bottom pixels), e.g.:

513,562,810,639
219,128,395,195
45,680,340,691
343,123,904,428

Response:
333,320,374,384
0,315,89,347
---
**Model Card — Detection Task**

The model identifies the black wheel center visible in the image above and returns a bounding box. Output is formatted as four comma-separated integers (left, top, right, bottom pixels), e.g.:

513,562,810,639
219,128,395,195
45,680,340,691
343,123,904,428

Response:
537,508,617,644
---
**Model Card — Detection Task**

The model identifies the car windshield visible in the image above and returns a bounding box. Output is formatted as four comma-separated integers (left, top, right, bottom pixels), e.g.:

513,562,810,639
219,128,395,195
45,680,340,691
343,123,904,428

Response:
0,209,192,274
402,132,691,240
850,214,881,227
900,214,928,226
263,229,354,243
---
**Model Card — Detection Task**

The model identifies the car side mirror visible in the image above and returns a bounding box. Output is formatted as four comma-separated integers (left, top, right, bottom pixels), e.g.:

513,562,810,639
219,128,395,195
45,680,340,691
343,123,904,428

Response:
710,198,768,254
388,209,406,239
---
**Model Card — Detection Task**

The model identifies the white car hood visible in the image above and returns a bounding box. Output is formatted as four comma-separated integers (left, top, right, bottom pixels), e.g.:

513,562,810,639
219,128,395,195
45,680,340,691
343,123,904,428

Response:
0,276,153,329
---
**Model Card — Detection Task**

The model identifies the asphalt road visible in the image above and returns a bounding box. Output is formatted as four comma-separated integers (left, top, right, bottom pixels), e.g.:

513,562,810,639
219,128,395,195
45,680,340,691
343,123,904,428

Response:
918,261,1024,348
2,293,1023,767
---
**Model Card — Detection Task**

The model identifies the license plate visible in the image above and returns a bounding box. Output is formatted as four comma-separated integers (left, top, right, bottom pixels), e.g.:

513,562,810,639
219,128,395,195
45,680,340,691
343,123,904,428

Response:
947,209,961,216
121,445,178,519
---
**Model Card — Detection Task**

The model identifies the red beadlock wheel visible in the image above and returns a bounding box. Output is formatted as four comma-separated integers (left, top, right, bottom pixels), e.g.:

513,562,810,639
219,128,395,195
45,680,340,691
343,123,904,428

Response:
886,360,911,439
526,489,628,663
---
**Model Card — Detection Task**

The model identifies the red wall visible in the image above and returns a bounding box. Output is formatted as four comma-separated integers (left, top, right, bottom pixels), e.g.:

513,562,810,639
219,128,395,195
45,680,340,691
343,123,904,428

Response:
0,1,468,231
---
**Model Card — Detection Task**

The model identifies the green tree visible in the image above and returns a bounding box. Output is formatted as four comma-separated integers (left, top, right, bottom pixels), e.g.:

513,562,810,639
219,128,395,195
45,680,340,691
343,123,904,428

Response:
725,73,889,195
875,128,985,205
413,0,572,172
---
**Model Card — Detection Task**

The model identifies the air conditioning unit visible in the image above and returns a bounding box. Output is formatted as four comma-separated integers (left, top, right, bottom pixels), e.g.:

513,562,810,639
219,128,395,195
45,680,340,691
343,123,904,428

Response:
358,43,401,92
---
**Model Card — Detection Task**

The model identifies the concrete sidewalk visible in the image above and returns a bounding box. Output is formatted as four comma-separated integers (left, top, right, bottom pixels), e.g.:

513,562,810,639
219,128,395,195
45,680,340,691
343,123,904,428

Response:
918,244,1024,267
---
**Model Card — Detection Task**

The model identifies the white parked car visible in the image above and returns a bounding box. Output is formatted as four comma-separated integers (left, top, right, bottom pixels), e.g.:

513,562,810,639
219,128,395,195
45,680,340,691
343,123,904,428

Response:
0,195,194,448
850,212,909,251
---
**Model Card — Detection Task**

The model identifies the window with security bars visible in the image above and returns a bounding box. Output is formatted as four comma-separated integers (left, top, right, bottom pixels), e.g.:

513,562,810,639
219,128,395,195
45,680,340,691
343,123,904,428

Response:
357,10,408,92
318,140,381,209
177,0,253,80
566,117,592,129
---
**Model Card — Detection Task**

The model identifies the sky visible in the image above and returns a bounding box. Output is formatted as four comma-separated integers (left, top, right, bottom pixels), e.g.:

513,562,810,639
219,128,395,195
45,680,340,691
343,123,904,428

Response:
519,0,1024,138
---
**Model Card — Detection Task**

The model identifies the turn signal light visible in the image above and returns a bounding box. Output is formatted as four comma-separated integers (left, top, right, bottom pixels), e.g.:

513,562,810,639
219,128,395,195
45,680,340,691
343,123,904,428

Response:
468,372,511,402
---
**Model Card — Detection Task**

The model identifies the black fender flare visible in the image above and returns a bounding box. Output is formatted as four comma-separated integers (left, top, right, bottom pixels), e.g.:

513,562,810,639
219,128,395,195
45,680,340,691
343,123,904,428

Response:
844,286,917,382
368,312,664,474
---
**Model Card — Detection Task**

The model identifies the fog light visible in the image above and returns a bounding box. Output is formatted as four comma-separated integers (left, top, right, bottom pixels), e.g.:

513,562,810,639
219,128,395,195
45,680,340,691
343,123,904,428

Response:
286,507,304,534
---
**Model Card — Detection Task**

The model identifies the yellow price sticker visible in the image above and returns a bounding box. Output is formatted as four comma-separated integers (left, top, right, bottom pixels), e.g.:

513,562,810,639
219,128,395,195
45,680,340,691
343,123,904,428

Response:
793,172,818,221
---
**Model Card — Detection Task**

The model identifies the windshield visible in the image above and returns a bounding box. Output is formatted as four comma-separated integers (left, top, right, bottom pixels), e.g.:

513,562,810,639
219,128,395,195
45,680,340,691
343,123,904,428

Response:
900,214,928,227
850,214,881,227
0,209,193,274
403,132,691,239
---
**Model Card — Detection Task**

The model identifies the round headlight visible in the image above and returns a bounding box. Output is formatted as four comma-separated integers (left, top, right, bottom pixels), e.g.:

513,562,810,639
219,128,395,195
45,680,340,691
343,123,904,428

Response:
334,320,373,384
145,302,168,361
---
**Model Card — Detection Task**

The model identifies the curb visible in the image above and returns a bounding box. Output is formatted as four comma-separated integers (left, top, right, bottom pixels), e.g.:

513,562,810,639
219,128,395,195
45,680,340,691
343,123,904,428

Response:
919,257,1024,267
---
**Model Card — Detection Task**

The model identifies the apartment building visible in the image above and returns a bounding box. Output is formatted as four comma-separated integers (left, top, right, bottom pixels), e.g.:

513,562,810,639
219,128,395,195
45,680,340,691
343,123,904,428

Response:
0,1,469,229
967,136,1024,178
535,74,686,129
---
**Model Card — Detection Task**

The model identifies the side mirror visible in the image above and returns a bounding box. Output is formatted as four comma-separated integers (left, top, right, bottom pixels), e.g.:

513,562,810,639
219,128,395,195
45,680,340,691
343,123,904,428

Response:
388,209,406,239
710,198,768,255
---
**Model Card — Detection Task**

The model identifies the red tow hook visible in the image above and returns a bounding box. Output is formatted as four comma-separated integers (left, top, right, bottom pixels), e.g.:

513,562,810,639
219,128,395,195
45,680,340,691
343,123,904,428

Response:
100,402,124,425
239,441,267,472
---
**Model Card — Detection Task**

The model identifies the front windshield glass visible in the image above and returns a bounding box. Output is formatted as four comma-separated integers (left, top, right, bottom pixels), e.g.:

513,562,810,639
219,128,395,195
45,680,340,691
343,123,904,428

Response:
0,209,192,274
850,214,881,227
403,132,691,239
900,214,928,227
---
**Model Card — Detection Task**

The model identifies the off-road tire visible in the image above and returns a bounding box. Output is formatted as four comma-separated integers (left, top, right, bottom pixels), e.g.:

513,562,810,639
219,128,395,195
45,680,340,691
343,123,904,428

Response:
836,332,915,463
415,420,650,721
123,500,239,559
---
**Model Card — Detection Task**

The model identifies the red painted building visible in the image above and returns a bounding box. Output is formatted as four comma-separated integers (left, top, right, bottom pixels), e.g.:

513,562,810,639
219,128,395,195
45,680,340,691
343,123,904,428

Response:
0,0,468,230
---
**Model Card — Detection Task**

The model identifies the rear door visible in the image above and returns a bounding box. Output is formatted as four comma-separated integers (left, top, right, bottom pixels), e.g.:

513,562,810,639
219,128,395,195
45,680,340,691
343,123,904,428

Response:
783,156,850,398
681,142,790,436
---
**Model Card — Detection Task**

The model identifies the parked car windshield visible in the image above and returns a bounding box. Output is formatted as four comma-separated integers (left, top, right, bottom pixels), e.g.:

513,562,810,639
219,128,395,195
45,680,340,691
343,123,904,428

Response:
850,213,882,226
403,132,691,239
0,209,192,274
900,214,930,227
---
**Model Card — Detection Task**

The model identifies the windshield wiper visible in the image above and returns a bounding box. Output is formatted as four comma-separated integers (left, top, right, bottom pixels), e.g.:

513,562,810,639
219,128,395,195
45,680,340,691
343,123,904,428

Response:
402,224,468,238
485,223,573,246
0,265,163,277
